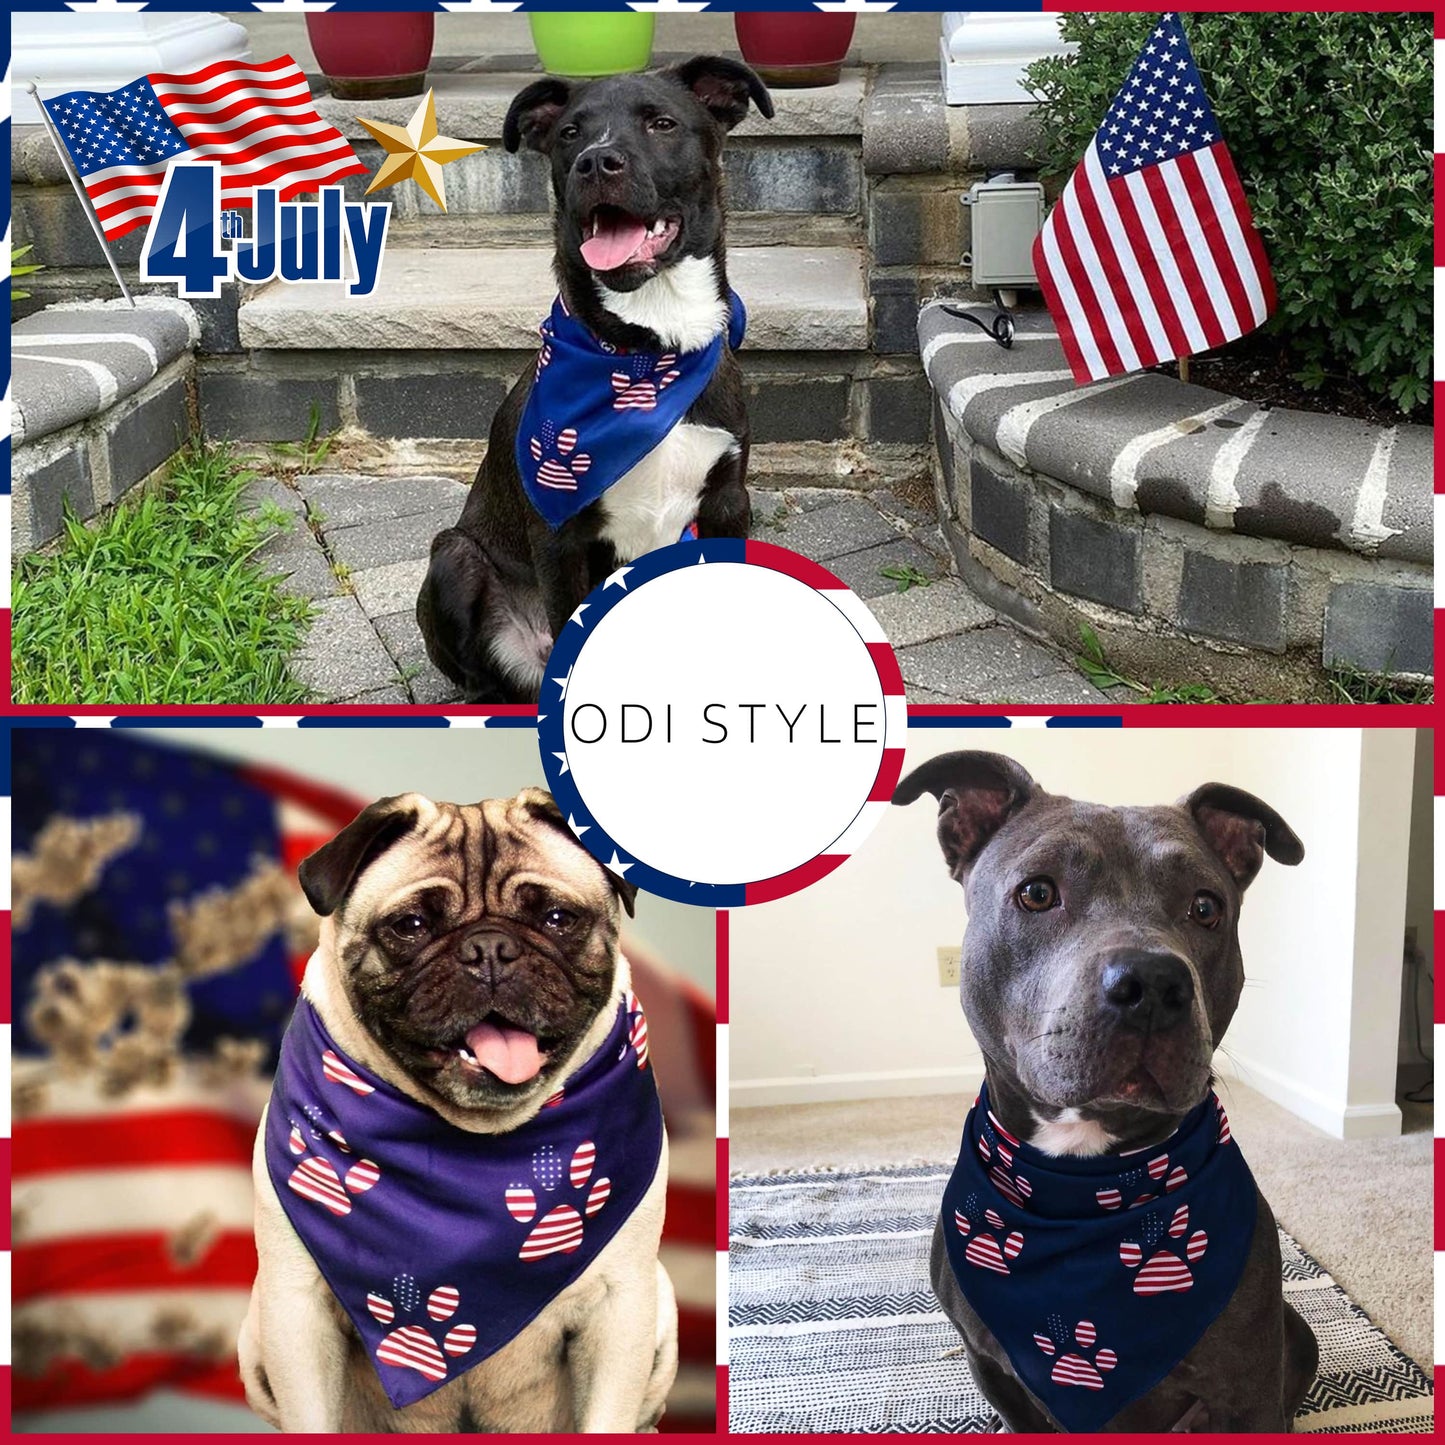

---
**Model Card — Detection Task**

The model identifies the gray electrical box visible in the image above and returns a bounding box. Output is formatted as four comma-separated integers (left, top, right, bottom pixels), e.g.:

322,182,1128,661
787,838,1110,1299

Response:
961,175,1045,288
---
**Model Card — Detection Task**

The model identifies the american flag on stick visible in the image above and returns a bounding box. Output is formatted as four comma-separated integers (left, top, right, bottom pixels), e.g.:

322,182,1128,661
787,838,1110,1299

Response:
1032,13,1276,385
39,54,366,242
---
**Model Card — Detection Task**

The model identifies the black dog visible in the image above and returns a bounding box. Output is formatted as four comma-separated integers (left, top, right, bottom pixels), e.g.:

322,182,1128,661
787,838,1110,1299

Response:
416,57,773,703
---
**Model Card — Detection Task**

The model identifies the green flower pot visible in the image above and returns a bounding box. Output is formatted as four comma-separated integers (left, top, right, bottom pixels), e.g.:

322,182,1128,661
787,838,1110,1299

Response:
528,13,656,79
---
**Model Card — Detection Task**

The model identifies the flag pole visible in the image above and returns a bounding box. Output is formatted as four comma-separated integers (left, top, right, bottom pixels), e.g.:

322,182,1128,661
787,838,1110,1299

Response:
27,80,135,308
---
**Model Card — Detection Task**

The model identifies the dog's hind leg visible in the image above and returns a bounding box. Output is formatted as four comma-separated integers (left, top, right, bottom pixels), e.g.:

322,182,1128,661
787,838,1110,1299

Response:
417,528,549,703
1280,1303,1318,1428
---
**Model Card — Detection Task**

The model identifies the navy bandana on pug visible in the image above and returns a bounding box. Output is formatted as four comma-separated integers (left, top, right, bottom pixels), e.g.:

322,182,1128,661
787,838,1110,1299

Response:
265,991,663,1408
516,290,746,530
942,1082,1257,1431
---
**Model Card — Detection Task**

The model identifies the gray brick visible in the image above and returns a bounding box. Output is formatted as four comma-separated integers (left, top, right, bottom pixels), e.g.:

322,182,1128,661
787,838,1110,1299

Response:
865,373,932,444
375,610,464,705
768,498,897,561
827,537,943,600
870,274,922,355
1323,582,1433,677
257,535,343,601
354,372,508,440
339,143,550,218
326,506,457,572
12,184,149,268
22,445,94,547
970,453,1030,563
745,375,850,443
866,576,995,647
1178,552,1286,651
336,684,413,705
108,375,191,497
350,558,429,619
896,626,1071,703
200,373,340,443
724,144,860,214
300,473,467,529
290,596,398,701
187,285,242,355
862,64,947,175
1050,510,1142,615
869,186,965,268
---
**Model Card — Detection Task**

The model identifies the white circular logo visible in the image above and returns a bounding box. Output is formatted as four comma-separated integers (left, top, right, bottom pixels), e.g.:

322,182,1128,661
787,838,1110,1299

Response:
537,540,906,906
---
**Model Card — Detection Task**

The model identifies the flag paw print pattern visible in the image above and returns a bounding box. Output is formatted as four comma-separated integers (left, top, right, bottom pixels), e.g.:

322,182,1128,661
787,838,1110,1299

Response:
535,318,555,378
954,1193,1024,1275
505,1140,612,1260
610,352,681,411
285,1106,381,1217
529,420,593,492
1035,1315,1117,1391
1216,1098,1232,1144
322,1048,375,1096
1095,1151,1187,1210
976,1112,1033,1207
369,1273,477,1383
1119,1202,1208,1293
620,991,650,1070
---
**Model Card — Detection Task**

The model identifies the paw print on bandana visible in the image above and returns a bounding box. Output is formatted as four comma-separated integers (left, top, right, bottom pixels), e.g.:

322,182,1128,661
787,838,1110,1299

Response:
505,1140,612,1261
619,990,650,1070
610,352,681,411
1095,1150,1188,1211
529,421,593,492
976,1110,1033,1207
368,1273,476,1383
1035,1315,1117,1391
1119,1202,1208,1294
954,1192,1024,1275
1216,1098,1232,1144
285,1102,380,1217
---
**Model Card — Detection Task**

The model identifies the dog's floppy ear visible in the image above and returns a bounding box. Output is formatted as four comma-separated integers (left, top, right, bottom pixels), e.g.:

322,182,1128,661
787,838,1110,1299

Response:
893,751,1040,882
666,55,774,131
1181,784,1304,890
503,77,573,154
298,796,420,917
514,787,638,918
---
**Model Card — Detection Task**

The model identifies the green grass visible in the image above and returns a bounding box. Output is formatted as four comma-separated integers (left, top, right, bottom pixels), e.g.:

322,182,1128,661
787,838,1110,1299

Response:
1326,665,1433,706
13,440,313,704
270,401,336,474
879,563,933,594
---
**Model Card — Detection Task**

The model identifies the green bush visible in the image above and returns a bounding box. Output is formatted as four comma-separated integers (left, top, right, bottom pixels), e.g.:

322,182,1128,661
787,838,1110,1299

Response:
1024,13,1432,414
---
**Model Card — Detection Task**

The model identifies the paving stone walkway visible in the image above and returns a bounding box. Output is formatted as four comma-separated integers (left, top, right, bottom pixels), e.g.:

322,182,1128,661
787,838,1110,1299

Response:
248,471,1113,706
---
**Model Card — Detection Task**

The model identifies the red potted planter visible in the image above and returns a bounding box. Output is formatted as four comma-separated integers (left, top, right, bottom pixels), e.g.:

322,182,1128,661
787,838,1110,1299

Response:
734,12,857,89
306,11,435,100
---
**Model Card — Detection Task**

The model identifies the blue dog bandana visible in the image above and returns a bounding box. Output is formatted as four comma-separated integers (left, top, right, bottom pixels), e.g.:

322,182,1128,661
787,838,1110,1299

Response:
266,991,663,1408
516,290,746,530
942,1082,1257,1431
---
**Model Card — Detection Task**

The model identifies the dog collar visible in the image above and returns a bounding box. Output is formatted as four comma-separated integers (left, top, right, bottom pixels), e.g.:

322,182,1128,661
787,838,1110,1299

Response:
265,992,663,1408
516,289,746,530
942,1081,1257,1431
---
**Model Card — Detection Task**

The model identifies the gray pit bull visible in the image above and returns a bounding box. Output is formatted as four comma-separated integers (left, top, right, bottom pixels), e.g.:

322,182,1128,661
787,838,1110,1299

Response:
892,750,1318,1433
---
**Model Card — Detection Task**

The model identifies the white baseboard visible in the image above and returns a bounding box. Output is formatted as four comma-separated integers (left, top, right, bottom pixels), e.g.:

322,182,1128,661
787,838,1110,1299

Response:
731,1065,985,1110
1214,1054,1402,1140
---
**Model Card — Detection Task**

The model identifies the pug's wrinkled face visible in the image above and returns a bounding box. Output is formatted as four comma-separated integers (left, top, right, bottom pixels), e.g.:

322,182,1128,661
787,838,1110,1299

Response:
299,789,636,1111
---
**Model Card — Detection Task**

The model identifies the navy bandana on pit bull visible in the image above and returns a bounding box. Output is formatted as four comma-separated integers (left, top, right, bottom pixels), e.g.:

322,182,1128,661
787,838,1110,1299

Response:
516,290,746,530
265,990,663,1409
942,1082,1257,1432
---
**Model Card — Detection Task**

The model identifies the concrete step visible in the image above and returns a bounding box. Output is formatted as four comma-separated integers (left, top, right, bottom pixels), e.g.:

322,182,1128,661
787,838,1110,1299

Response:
237,245,868,352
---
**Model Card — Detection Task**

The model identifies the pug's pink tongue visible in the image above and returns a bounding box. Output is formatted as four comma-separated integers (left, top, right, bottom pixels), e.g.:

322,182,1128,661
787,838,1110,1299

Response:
466,1022,543,1084
580,216,647,271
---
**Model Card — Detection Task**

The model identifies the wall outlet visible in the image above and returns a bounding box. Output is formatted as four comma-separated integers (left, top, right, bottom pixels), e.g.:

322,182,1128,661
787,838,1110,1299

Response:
937,946,962,988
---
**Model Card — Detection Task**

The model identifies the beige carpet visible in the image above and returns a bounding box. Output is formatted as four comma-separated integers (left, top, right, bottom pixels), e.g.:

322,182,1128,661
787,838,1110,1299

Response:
731,1080,1434,1369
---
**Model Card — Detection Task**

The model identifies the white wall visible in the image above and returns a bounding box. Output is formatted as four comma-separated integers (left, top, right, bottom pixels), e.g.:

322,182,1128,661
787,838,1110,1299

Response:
730,728,1420,1139
132,727,714,997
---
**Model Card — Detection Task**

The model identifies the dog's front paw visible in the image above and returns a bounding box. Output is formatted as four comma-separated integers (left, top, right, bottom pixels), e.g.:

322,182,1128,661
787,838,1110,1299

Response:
506,1140,611,1260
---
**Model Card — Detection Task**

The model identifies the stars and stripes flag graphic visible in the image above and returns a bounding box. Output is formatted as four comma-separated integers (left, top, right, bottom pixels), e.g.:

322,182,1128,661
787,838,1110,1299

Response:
38,53,366,242
1031,13,1276,385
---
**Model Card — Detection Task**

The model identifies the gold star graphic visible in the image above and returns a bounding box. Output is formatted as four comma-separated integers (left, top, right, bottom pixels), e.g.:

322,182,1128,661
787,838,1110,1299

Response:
355,90,484,212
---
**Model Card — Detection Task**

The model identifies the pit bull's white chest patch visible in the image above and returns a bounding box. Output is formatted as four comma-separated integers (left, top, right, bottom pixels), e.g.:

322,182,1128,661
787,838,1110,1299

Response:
599,423,738,562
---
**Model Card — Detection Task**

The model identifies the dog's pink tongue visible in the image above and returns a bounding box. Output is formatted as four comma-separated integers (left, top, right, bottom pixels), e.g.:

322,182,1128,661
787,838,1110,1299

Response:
466,1022,543,1084
580,215,647,271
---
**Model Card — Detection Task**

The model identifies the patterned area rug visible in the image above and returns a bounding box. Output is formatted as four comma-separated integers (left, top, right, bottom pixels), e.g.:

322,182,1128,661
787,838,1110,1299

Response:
729,1164,1433,1434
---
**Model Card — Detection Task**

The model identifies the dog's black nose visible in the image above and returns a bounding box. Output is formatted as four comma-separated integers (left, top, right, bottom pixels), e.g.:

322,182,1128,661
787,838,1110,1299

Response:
575,146,627,178
458,927,523,973
1101,951,1194,1032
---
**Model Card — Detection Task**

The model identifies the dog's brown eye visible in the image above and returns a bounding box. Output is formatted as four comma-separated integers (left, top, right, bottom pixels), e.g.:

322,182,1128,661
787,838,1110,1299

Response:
543,908,577,932
648,115,677,133
1189,892,1224,928
1016,878,1057,913
558,123,580,143
388,914,428,940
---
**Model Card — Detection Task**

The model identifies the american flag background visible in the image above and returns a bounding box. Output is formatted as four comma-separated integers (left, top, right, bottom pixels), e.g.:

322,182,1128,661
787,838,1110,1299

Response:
1031,11,1276,386
39,54,366,243
9,730,716,1431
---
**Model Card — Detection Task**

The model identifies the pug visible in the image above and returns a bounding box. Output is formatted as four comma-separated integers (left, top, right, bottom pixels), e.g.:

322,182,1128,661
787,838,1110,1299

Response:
238,789,677,1433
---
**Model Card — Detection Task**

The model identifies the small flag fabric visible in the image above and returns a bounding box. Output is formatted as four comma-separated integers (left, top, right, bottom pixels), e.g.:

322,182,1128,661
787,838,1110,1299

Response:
1032,12,1276,385
39,53,366,242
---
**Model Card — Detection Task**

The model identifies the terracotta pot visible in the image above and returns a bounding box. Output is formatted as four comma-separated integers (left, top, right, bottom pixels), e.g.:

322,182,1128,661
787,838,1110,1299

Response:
306,12,435,101
733,12,856,89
